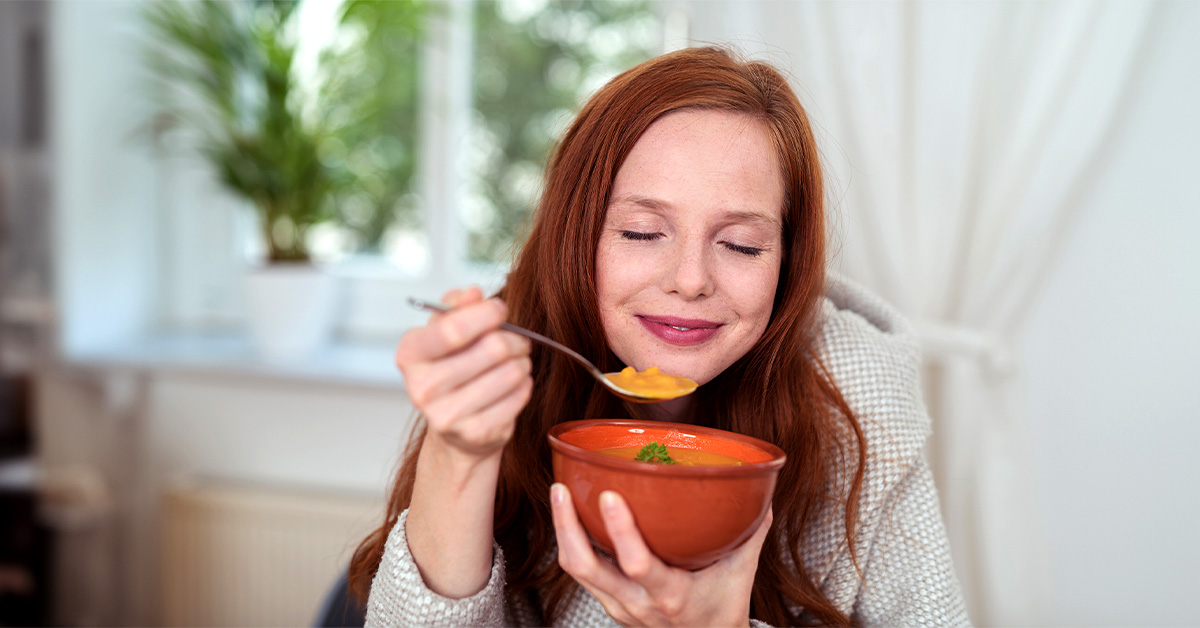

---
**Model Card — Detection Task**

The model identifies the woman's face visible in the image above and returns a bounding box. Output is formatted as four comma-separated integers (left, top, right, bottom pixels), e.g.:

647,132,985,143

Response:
596,109,785,386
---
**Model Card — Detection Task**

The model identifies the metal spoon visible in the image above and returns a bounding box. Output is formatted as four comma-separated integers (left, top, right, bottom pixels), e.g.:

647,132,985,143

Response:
407,297,689,403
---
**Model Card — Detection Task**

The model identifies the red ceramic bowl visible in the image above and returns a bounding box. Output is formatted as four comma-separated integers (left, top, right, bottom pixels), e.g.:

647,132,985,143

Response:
548,419,786,570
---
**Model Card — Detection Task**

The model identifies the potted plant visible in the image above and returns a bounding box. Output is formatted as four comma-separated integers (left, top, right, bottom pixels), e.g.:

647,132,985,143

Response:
144,0,339,360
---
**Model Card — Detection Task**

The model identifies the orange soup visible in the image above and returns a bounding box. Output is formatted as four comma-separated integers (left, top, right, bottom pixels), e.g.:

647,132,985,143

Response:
604,366,698,400
598,445,744,467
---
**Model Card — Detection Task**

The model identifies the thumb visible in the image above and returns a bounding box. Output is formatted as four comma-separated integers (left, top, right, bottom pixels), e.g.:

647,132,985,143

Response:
727,507,774,570
442,285,484,308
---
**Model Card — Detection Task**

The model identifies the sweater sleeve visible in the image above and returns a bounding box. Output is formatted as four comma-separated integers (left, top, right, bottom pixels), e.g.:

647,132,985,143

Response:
365,509,509,627
852,457,971,627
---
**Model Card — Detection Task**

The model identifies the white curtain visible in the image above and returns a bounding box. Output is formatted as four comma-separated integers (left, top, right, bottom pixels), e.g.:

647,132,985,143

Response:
684,1,1154,624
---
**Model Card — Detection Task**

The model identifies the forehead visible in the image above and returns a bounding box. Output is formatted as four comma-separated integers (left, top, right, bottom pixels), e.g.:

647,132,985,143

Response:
610,109,784,222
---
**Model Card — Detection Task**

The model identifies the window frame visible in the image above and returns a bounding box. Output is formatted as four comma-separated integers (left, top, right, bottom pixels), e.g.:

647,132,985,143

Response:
157,0,678,346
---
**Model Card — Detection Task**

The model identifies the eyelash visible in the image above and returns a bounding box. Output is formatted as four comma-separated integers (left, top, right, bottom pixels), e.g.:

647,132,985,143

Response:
619,231,764,257
620,230,661,242
723,242,764,257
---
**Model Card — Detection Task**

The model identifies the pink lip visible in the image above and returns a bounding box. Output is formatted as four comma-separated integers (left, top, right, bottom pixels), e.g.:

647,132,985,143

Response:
637,315,723,346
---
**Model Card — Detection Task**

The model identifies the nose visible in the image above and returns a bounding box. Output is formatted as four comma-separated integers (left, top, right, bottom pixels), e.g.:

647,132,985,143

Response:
663,238,714,300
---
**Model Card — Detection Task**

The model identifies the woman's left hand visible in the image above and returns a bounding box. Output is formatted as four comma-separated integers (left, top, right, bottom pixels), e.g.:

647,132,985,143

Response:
550,483,773,628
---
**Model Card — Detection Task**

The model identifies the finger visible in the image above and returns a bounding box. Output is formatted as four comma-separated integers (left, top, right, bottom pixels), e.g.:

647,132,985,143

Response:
441,285,483,307
599,490,674,594
742,506,774,561
472,373,533,436
432,375,532,455
715,506,775,575
551,484,640,626
550,484,643,603
423,355,532,428
404,331,531,409
435,329,531,383
397,298,508,364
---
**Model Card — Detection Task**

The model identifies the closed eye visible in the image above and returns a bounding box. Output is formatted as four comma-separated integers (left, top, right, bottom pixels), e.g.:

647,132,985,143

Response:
722,241,764,257
620,230,662,242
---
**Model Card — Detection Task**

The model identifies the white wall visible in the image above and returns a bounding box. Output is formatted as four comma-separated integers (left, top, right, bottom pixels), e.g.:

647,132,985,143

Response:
35,367,413,625
145,372,411,495
134,373,410,623
1021,3,1200,626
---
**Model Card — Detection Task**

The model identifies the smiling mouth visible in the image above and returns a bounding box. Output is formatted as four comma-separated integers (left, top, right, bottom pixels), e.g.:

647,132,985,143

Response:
637,315,723,346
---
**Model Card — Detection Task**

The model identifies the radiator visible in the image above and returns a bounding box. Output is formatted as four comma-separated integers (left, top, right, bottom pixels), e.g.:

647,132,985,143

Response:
160,481,384,627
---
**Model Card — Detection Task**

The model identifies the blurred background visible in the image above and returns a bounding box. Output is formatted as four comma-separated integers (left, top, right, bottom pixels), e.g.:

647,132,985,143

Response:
0,0,1196,626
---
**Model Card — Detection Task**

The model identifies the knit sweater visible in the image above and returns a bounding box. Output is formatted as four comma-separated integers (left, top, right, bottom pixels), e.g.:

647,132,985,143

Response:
366,274,971,627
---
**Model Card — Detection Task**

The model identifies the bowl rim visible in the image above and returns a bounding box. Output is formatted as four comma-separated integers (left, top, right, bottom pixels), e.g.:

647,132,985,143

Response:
547,419,787,477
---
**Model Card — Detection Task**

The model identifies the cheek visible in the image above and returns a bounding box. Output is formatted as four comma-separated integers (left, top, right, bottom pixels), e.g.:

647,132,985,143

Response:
729,265,780,337
595,244,618,313
596,243,660,359
596,242,652,306
595,244,631,329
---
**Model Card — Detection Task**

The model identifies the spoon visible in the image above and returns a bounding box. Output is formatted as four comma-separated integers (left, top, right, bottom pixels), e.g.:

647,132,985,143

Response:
407,297,694,403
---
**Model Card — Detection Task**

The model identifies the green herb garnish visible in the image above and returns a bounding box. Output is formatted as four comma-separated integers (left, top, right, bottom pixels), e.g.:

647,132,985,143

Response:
635,442,676,465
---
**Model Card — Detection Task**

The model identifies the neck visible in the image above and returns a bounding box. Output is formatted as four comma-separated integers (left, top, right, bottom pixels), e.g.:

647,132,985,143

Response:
643,396,692,423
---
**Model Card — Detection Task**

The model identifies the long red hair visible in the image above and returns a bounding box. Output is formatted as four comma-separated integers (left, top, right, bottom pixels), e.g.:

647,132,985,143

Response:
350,46,866,626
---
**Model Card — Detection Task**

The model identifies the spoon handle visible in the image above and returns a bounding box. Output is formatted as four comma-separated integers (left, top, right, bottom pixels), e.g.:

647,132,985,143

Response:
406,297,604,378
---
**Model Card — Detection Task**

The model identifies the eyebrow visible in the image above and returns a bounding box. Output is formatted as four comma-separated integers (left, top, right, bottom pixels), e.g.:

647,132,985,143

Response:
610,194,670,212
609,194,782,231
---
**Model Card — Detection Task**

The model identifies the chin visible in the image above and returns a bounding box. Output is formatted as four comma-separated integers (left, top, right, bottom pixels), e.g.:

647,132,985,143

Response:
615,338,741,386
646,357,726,387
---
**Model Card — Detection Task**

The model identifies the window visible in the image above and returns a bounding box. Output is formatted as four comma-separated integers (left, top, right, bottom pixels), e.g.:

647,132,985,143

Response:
158,0,665,343
466,0,663,264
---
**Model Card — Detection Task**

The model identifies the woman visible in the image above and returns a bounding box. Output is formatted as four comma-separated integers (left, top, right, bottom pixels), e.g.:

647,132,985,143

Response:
351,47,969,627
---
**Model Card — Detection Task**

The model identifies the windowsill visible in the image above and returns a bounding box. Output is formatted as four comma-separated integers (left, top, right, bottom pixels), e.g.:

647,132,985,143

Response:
67,333,404,391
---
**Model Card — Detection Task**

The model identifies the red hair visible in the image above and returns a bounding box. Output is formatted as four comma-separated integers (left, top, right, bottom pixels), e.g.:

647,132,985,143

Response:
350,46,866,626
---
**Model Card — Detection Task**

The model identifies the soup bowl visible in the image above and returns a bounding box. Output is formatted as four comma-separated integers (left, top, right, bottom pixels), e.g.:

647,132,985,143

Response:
547,419,786,570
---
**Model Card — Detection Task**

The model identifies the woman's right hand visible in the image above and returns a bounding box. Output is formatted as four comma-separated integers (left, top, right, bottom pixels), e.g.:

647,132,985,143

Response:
397,286,533,460
399,287,532,598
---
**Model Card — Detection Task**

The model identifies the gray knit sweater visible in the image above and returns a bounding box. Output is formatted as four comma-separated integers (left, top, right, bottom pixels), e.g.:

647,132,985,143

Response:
367,275,971,627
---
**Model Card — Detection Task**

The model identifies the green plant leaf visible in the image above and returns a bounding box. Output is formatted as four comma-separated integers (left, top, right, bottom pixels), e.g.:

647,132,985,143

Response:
635,442,675,465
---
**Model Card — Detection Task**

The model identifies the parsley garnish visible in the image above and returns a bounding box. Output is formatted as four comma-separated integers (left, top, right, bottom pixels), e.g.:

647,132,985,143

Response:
635,442,676,465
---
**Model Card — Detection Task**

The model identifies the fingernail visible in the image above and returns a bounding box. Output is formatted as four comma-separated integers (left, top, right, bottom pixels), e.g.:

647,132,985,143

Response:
600,491,618,515
492,299,508,318
551,483,565,505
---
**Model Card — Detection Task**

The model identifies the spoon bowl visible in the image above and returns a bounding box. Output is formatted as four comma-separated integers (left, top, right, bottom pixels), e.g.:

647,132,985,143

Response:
408,298,692,403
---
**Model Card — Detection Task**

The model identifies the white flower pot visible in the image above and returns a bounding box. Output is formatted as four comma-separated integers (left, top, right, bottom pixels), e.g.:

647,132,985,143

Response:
243,264,339,361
